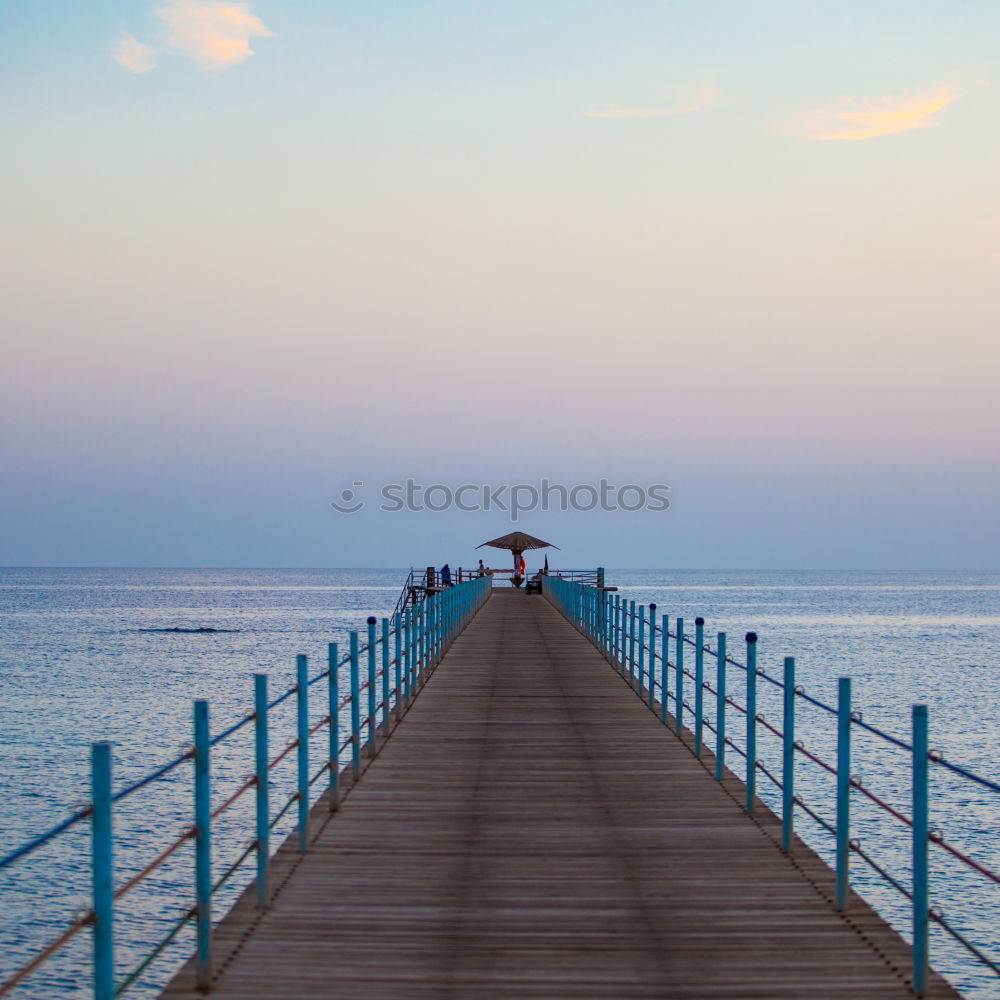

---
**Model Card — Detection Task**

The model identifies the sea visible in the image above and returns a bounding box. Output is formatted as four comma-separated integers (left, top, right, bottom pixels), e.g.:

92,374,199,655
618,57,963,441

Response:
1,568,998,998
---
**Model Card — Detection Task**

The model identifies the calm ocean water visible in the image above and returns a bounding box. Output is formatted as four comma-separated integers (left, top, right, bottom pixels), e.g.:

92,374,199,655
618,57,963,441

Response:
1,568,998,998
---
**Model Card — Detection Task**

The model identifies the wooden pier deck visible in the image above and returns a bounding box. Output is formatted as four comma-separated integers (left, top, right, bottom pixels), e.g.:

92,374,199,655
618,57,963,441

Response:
162,589,959,999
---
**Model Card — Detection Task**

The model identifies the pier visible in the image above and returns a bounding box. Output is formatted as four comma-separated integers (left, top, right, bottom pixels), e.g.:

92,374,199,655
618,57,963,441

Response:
4,572,998,999
159,586,953,999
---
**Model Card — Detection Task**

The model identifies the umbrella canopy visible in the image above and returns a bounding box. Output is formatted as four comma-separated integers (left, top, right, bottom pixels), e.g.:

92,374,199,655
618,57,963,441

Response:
476,531,560,553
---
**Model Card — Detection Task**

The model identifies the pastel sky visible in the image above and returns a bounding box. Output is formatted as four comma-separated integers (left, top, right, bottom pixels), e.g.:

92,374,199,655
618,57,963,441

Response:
1,1,998,568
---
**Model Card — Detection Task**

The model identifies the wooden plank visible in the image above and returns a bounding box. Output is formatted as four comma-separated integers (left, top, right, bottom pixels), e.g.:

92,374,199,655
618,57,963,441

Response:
161,590,960,999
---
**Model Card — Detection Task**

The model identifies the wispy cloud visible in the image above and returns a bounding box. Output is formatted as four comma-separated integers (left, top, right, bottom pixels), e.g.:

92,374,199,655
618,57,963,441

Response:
157,0,273,71
114,32,157,74
583,85,721,120
787,84,959,142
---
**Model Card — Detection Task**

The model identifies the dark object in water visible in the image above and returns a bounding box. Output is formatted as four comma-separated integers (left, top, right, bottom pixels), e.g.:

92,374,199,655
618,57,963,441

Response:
138,627,237,634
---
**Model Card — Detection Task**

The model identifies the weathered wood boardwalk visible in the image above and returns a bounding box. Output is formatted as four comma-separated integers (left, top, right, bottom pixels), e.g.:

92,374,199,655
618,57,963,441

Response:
162,590,959,999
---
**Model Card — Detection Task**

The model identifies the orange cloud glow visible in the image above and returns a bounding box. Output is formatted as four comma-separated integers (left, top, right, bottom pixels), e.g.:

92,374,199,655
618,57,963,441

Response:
157,0,273,71
788,85,959,142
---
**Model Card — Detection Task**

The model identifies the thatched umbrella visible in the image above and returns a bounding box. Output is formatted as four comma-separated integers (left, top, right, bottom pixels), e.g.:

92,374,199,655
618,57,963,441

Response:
476,532,559,583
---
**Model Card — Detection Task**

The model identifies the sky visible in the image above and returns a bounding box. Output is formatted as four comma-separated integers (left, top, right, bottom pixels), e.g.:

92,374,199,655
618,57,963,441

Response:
1,1,998,569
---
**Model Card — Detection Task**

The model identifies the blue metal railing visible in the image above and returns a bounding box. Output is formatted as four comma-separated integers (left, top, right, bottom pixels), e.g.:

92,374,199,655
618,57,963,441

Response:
0,574,491,999
542,574,1000,997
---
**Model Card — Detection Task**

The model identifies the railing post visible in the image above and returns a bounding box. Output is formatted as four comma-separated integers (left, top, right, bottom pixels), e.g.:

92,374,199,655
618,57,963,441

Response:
393,614,402,722
694,618,704,757
620,594,626,671
444,590,451,649
597,588,604,653
628,600,636,686
423,599,430,676
675,618,685,736
715,633,725,779
193,700,212,990
613,592,620,667
835,676,851,910
427,598,433,672
366,618,377,755
782,656,795,854
613,595,621,670
437,594,444,659
425,594,436,673
296,655,309,851
409,603,417,692
745,633,757,811
402,607,411,704
429,596,437,665
647,604,656,708
602,590,609,655
381,617,390,732
637,605,646,699
416,602,425,689
327,644,339,811
349,632,361,779
598,588,603,653
913,704,929,996
442,591,448,650
449,589,455,646
420,598,426,676
660,614,669,723
90,741,113,1000
606,591,613,659
254,675,270,906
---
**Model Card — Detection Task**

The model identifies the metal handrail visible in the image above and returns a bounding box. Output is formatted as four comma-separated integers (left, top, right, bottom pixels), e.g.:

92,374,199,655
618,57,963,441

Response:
542,575,1000,996
391,568,416,620
0,573,493,999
